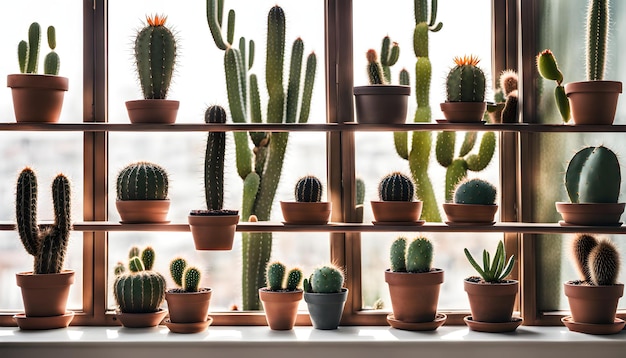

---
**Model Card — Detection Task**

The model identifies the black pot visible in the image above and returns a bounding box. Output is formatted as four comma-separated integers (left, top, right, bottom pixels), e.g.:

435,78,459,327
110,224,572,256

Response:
304,288,348,330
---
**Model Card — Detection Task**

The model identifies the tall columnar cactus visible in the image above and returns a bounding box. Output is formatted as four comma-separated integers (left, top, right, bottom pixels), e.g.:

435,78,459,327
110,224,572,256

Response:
265,261,303,291
18,22,60,75
378,172,415,202
571,234,620,286
205,105,227,211
207,0,316,310
113,246,166,313
134,15,177,99
295,175,322,202
537,49,570,122
116,162,169,201
16,168,71,274
380,36,400,84
393,0,442,222
453,178,497,205
389,236,433,273
586,0,608,81
303,265,345,294
565,146,621,204
169,257,202,293
366,49,385,85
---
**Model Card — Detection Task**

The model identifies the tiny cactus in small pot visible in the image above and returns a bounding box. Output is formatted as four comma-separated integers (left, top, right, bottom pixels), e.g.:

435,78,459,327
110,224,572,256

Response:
259,261,304,330
115,161,170,223
487,69,518,123
440,55,487,123
443,178,498,225
303,265,348,330
371,172,423,224
165,257,212,329
281,175,331,225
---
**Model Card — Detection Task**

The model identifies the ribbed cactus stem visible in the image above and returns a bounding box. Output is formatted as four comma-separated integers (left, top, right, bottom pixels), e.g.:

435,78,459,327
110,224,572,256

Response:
572,234,598,282
586,0,608,81
310,265,344,293
390,237,407,272
43,26,59,75
446,55,486,102
26,22,40,74
114,270,165,313
295,175,323,202
116,162,169,201
205,105,227,211
588,239,620,286
183,267,202,292
380,36,400,84
169,257,187,287
16,168,40,257
128,256,145,273
378,172,414,201
267,262,286,291
406,237,433,273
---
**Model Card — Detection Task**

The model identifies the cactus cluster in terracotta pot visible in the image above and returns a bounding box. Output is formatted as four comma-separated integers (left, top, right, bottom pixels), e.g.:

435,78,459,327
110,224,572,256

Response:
259,261,304,330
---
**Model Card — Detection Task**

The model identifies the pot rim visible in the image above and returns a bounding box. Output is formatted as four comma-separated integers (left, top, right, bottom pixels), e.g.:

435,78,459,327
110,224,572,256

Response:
565,80,623,94
7,73,69,91
353,85,411,96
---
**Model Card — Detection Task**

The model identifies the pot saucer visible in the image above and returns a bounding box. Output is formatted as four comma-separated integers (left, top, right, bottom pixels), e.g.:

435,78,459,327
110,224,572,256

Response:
386,313,446,331
116,309,167,328
464,316,522,333
120,220,171,224
445,221,495,227
558,220,623,227
165,317,213,334
372,220,425,226
13,311,74,330
561,316,625,335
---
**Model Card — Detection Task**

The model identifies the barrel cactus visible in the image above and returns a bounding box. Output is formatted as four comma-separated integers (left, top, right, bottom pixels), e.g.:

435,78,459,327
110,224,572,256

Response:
265,261,303,291
571,234,620,286
445,55,486,102
295,175,323,202
453,178,497,205
565,146,621,204
18,22,60,75
116,162,169,201
113,246,166,313
389,236,433,273
378,172,415,201
303,265,345,294
169,257,202,293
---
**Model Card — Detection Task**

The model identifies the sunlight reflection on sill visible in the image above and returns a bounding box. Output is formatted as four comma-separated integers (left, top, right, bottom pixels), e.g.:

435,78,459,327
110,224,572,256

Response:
358,329,397,341
0,330,14,337
441,328,469,340
106,329,119,340
206,329,242,340
67,330,84,341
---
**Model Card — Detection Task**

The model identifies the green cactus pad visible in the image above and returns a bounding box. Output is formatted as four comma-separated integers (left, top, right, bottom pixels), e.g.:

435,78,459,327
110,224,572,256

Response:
565,146,621,204
183,267,202,292
169,257,187,287
406,237,433,273
390,237,407,272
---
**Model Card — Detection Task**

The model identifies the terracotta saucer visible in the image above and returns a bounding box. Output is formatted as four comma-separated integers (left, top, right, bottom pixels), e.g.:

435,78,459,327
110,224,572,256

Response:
445,221,496,227
558,220,623,227
116,309,167,328
561,316,625,335
386,313,447,331
464,316,522,333
165,317,213,334
372,220,425,226
13,311,75,330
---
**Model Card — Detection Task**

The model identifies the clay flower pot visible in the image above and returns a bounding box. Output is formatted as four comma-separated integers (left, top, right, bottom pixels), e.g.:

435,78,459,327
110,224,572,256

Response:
385,269,443,323
464,279,518,323
116,309,168,328
7,74,69,123
564,281,623,325
188,211,239,250
440,102,486,123
280,201,331,225
259,288,303,330
564,81,622,125
116,200,171,224
165,288,212,324
370,201,423,223
16,270,75,317
304,288,348,330
353,85,410,124
126,99,180,124
555,202,625,226
443,203,498,225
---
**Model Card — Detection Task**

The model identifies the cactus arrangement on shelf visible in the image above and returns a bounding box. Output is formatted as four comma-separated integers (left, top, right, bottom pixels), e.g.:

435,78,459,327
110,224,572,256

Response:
453,178,497,205
265,261,303,292
378,172,415,202
16,167,71,274
537,49,570,123
18,22,60,75
303,265,345,294
389,236,433,273
565,146,621,204
169,257,202,293
113,246,166,313
116,162,169,201
464,240,515,283
571,234,620,286
294,176,323,203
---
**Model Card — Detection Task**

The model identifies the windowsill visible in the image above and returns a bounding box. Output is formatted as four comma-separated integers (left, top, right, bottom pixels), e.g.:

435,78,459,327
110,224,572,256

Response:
1,326,624,358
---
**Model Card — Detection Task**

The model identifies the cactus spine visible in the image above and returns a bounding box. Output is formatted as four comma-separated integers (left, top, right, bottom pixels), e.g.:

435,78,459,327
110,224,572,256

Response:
18,22,60,75
537,49,570,122
16,168,71,274
586,0,608,81
295,175,323,202
304,265,345,294
116,162,169,201
389,236,433,273
565,146,621,204
113,246,166,313
208,0,316,310
378,172,415,201
266,261,302,291
169,257,202,293
571,234,621,286
453,178,497,205
445,55,486,102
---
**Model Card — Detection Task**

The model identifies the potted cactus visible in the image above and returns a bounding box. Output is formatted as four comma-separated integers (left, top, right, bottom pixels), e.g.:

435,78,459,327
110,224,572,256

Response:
115,161,170,223
189,105,239,250
14,167,74,330
463,240,520,332
440,55,487,123
370,172,423,224
7,22,68,123
164,257,212,333
125,14,179,124
562,234,624,334
303,264,348,330
487,69,518,123
280,175,331,225
556,145,624,226
258,262,303,330
385,237,445,331
113,246,167,328
443,178,498,225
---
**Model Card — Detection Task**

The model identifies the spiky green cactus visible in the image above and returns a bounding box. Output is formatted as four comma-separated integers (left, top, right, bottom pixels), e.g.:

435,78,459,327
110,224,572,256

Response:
571,234,621,286
380,36,400,84
366,49,385,85
406,237,433,273
286,268,303,291
295,176,322,202
17,22,60,75
208,0,316,310
205,105,227,211
116,162,168,201
183,267,202,292
572,234,598,282
265,261,302,291
169,257,187,287
113,246,166,313
378,172,415,201
586,0,608,81
134,15,177,99
390,237,407,272
445,55,486,102
16,168,71,275
453,178,497,205
537,49,570,122
141,246,155,271
565,146,621,204
169,256,203,293
305,265,344,294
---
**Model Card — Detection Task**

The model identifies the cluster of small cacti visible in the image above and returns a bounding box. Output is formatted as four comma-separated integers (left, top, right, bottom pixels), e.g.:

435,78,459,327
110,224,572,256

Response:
294,175,323,202
204,105,227,212
389,236,433,273
16,167,71,274
18,22,60,75
536,49,570,123
169,257,202,293
378,172,415,202
113,246,166,313
464,240,515,283
303,265,345,294
445,55,486,103
565,146,621,204
116,162,169,201
453,178,497,205
134,15,177,99
572,234,620,286
266,261,303,292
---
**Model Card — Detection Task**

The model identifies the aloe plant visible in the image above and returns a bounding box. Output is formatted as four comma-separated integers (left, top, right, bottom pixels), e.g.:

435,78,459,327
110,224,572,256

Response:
464,240,515,283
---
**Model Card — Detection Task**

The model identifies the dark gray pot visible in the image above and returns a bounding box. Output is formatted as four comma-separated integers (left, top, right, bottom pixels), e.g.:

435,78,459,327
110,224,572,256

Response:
304,288,348,330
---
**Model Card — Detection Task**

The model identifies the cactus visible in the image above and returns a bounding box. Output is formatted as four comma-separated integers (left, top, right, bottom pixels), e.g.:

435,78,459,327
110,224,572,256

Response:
366,49,385,85
170,257,187,287
380,36,400,84
304,265,345,294
113,246,166,313
464,240,515,283
169,257,203,293
134,15,177,99
489,70,518,123
265,261,302,291
565,146,621,204
586,0,608,81
286,268,303,291
18,22,60,75
453,178,497,205
208,0,316,310
116,162,169,201
295,175,323,202
571,234,621,286
355,177,365,206
378,172,415,202
204,105,227,211
445,55,486,102
16,168,71,274
537,49,570,122
572,234,599,282
390,237,408,272
406,237,433,273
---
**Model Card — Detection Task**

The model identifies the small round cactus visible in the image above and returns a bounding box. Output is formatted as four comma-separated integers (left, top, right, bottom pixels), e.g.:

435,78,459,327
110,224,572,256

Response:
445,55,486,102
116,161,169,201
378,172,414,201
453,178,497,205
113,246,166,313
295,175,323,202
308,265,344,293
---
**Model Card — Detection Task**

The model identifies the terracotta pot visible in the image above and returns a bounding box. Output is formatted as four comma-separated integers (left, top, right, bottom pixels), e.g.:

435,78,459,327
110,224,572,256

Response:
443,203,498,224
304,288,348,330
385,269,443,323
486,102,505,124
564,81,622,125
440,102,487,123
280,201,331,225
555,202,625,226
116,200,170,223
259,288,303,330
116,309,167,328
371,201,423,223
165,288,212,323
188,213,239,250
464,279,518,323
125,99,180,124
16,270,74,317
353,85,410,124
564,281,623,325
7,74,69,123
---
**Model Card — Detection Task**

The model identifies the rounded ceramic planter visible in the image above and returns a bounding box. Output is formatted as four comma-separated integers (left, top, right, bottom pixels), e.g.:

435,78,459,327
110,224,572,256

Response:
16,270,75,317
440,101,486,123
353,85,410,124
443,203,498,224
188,213,239,250
7,74,69,123
165,288,212,323
385,269,443,323
280,201,331,225
116,309,168,328
304,288,348,330
564,81,622,125
555,202,625,226
116,200,170,224
464,279,518,323
370,201,423,223
259,288,303,330
126,99,180,124
563,281,623,325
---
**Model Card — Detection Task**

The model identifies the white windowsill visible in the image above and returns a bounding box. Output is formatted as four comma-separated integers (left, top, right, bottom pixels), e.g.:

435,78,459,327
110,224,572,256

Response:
1,325,625,358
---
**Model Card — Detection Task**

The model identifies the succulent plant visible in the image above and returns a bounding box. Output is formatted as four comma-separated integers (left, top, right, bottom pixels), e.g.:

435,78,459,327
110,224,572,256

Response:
303,265,345,294
464,240,515,283
265,261,302,292
116,162,169,201
366,49,385,85
18,22,60,75
169,257,202,293
489,69,518,123
113,246,166,313
380,36,400,84
445,55,486,103
203,105,232,212
390,237,408,272
453,178,497,205
572,234,621,286
16,167,71,274
295,175,323,202
586,0,608,81
355,177,365,206
536,49,570,123
389,236,433,274
378,172,415,202
565,146,620,204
